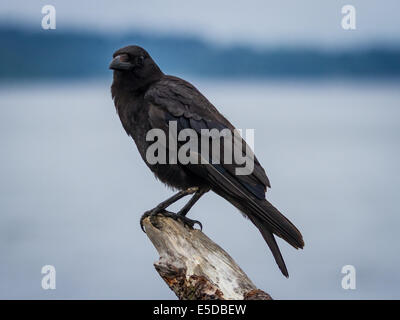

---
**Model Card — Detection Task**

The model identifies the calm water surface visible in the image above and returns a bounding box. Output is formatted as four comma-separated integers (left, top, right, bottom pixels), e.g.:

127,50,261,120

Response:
1,79,399,299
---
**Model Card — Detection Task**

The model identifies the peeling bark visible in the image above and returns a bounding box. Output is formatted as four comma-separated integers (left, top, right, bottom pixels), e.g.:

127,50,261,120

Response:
142,215,272,300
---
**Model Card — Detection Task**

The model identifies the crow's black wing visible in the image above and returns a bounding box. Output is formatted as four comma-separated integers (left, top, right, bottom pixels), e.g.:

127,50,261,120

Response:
145,76,270,194
145,76,303,250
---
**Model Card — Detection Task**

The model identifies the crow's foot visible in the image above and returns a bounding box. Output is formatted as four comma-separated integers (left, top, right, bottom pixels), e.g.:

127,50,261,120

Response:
140,209,202,233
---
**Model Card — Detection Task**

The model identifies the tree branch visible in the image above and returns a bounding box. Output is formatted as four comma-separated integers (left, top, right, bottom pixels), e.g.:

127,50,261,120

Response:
142,215,272,300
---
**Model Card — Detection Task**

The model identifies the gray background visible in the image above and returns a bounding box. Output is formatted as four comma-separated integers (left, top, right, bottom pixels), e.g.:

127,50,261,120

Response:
0,0,399,299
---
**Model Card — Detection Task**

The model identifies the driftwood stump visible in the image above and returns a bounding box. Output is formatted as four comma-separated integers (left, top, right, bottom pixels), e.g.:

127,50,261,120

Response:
142,215,272,300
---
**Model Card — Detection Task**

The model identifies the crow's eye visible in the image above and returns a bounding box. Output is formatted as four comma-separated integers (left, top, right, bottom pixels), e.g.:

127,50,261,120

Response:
137,55,145,66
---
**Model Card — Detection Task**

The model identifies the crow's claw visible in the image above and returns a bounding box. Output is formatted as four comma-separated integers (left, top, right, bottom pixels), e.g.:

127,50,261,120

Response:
140,209,161,232
140,210,151,233
168,213,202,231
140,209,202,232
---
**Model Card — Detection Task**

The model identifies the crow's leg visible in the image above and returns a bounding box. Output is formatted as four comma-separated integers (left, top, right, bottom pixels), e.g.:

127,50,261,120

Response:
178,187,209,217
150,188,198,212
165,187,209,230
140,187,201,232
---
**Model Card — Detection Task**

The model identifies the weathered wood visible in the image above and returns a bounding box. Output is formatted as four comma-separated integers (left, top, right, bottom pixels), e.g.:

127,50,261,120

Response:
142,215,272,300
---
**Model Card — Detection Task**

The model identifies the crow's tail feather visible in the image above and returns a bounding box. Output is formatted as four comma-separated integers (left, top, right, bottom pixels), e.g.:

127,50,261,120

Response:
248,214,289,277
254,198,304,250
204,164,303,276
218,191,304,277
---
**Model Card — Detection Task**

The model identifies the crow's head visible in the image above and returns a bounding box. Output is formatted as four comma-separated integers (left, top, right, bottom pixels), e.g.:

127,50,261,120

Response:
110,45,163,91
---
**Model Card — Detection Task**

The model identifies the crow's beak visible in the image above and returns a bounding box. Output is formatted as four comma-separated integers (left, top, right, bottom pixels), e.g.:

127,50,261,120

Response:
109,54,132,70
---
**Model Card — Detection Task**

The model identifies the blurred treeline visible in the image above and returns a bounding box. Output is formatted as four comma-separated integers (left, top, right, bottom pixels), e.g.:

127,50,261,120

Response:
1,27,400,79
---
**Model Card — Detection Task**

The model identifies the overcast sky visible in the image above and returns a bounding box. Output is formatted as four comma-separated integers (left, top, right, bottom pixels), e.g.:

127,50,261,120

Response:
1,0,400,48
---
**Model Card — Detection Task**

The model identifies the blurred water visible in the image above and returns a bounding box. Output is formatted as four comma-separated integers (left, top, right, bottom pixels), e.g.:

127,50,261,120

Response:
0,78,399,299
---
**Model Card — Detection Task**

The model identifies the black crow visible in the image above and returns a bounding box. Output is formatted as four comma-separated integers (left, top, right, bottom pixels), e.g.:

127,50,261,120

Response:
110,45,304,277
